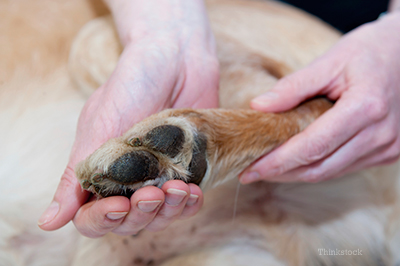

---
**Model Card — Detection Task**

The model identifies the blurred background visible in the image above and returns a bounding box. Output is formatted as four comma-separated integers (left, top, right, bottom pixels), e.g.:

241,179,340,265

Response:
282,0,390,32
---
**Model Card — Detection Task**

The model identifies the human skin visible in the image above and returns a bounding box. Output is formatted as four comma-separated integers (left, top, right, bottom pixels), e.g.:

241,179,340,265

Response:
390,0,400,11
240,7,400,183
38,0,219,237
40,0,400,237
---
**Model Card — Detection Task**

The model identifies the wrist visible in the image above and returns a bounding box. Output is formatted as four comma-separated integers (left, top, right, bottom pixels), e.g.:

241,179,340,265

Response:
388,0,400,13
104,0,210,46
378,8,400,25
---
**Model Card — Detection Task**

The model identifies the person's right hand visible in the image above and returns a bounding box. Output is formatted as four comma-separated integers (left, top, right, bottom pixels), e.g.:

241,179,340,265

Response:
38,0,219,238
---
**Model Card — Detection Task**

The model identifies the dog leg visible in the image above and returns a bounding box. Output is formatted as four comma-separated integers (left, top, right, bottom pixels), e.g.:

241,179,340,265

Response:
76,98,332,196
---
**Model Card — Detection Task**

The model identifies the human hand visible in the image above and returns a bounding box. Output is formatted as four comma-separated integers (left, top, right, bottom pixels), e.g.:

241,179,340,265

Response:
240,12,400,183
38,0,219,237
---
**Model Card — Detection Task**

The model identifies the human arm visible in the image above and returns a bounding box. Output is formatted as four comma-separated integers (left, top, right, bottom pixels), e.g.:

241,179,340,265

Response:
240,6,400,183
38,0,218,237
389,0,400,12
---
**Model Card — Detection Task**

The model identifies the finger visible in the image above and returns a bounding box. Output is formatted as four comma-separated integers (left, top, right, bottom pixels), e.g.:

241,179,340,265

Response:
260,139,379,184
145,180,190,232
250,51,344,113
179,183,204,220
240,91,379,183
73,196,130,238
38,166,89,231
259,123,399,183
112,186,165,235
337,137,400,177
296,120,398,182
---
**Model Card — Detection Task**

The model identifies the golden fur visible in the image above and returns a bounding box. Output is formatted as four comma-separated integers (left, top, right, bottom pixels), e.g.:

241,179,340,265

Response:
1,0,400,265
76,99,332,195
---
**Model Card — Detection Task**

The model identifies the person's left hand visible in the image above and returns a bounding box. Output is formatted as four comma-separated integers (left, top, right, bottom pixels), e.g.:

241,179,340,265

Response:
240,12,400,184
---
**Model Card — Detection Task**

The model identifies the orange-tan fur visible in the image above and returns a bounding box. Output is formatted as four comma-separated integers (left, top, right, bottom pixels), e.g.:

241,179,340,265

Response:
1,0,400,266
76,98,332,196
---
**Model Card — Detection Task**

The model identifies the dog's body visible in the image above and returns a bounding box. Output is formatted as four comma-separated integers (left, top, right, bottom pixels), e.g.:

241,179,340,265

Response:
1,1,400,266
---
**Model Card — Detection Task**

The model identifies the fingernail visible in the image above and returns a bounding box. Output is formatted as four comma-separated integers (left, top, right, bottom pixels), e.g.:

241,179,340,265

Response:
165,188,187,206
186,194,199,206
38,201,60,226
240,171,260,184
137,200,162,213
252,92,279,105
106,212,128,220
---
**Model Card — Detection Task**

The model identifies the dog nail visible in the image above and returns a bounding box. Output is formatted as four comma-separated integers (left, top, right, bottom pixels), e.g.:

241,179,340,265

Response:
165,188,187,206
38,201,60,226
186,194,199,206
137,200,162,213
106,212,128,220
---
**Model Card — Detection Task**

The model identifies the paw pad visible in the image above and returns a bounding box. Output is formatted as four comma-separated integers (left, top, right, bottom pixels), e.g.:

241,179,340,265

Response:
78,122,208,198
143,125,185,157
188,133,208,185
107,151,159,185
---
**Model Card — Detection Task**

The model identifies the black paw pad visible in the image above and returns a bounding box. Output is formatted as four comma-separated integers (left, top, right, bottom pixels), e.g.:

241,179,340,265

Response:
187,133,208,185
143,125,185,157
107,151,159,185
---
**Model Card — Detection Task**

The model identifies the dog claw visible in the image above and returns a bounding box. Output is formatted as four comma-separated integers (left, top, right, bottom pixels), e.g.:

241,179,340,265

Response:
91,173,104,184
128,137,142,147
81,180,92,190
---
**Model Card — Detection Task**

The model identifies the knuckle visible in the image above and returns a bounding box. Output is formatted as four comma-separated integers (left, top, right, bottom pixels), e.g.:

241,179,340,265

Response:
162,212,180,222
300,138,330,165
379,126,398,146
111,221,144,236
94,222,115,234
77,222,106,238
84,214,119,236
388,153,400,163
386,140,400,161
274,165,288,177
124,219,146,231
371,125,399,152
179,211,196,220
363,97,389,122
145,221,170,232
301,171,324,183
265,157,287,177
394,139,400,155
113,229,141,236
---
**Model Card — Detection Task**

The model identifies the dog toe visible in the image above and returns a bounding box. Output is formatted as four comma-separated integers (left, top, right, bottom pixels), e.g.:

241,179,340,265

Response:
143,125,185,157
107,151,159,185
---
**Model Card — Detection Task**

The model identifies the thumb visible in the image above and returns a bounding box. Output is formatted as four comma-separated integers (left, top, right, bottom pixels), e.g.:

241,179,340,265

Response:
250,56,337,113
38,165,89,231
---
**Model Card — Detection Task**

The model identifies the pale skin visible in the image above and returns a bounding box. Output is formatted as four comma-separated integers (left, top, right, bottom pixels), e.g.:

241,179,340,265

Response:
240,2,400,183
39,0,400,237
39,0,219,237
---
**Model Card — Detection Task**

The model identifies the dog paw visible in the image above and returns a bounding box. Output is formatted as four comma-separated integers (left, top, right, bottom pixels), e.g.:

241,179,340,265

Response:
75,111,208,198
